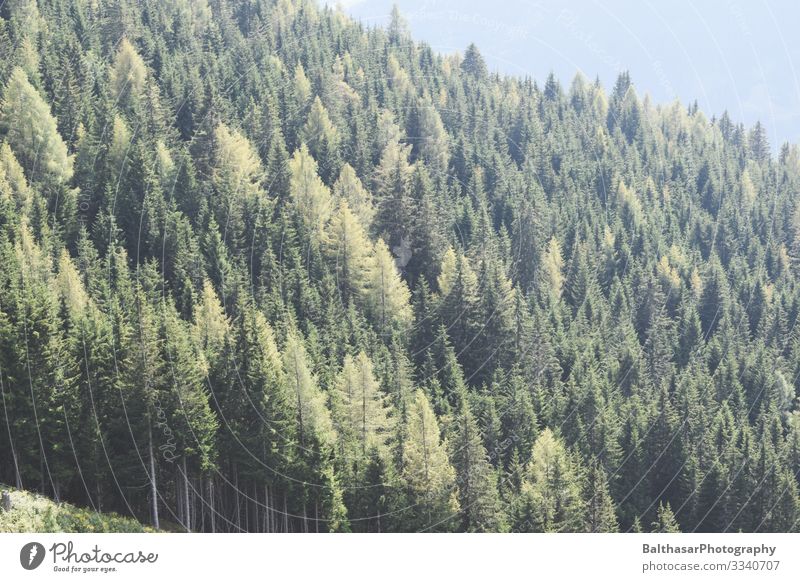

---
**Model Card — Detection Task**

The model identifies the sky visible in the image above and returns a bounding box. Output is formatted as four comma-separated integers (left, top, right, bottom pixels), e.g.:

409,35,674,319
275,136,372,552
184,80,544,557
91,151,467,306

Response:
325,0,800,151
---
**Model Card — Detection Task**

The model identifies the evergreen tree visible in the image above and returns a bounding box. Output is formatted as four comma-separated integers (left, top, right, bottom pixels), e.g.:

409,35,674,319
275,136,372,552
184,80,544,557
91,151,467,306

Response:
449,391,506,531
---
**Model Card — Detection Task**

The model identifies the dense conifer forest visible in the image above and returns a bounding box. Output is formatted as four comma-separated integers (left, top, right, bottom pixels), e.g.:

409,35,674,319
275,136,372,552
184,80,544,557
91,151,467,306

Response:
1,0,800,533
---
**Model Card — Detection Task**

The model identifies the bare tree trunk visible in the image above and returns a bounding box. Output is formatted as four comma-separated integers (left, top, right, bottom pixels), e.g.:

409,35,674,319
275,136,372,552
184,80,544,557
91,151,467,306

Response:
176,479,181,526
14,459,22,490
283,491,289,532
264,485,272,533
190,477,196,532
234,466,241,531
207,477,215,533
199,476,205,532
148,425,159,530
253,482,259,532
245,481,251,532
182,457,190,532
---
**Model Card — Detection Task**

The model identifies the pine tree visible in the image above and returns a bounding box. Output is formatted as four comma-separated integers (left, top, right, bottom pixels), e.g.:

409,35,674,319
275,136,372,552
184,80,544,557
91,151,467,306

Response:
373,140,414,251
449,391,506,531
699,256,729,337
461,43,488,80
651,502,681,532
584,462,619,532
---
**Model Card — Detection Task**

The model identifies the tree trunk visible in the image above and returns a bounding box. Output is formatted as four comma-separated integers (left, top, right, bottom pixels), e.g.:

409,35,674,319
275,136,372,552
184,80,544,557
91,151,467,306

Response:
234,466,241,531
264,485,272,533
283,491,289,532
182,457,190,531
207,477,215,533
148,424,159,529
176,478,183,527
253,482,259,532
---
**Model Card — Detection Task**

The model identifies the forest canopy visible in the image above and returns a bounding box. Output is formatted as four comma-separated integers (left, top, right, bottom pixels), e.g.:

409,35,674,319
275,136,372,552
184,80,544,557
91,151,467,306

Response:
1,0,800,533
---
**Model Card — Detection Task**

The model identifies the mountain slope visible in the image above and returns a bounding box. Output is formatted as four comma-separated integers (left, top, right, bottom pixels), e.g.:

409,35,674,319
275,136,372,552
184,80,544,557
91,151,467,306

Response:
0,0,798,533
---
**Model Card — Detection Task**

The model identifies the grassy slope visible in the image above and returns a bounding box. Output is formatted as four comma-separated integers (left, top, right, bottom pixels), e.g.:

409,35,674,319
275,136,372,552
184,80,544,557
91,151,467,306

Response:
0,485,153,533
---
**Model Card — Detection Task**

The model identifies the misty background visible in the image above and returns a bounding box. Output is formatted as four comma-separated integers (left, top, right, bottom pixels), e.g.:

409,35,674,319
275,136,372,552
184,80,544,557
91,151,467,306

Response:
328,0,800,152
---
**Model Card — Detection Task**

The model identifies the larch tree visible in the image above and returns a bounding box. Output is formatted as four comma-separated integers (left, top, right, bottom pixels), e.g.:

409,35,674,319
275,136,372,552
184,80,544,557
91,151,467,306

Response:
282,330,334,448
409,95,449,175
209,123,265,249
289,144,333,244
110,38,147,105
282,330,346,532
0,143,33,217
402,389,459,531
540,236,564,300
0,67,73,184
322,198,374,304
514,429,585,532
301,96,339,183
366,239,413,334
332,163,374,230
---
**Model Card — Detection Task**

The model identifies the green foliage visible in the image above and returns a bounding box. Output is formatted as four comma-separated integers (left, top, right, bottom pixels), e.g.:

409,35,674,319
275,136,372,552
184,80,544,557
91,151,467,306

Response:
0,0,798,533
0,486,151,533
513,429,585,532
402,389,459,531
0,67,72,183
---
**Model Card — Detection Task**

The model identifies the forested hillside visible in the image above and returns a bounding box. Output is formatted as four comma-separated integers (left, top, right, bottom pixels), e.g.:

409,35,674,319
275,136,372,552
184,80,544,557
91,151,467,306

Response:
1,0,800,533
